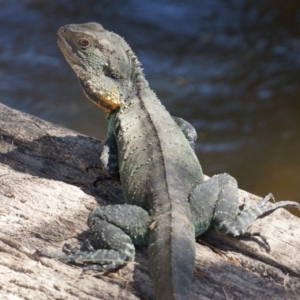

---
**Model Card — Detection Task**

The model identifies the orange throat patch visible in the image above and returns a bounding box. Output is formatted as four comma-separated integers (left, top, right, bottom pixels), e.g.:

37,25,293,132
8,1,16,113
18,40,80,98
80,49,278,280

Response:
89,86,123,114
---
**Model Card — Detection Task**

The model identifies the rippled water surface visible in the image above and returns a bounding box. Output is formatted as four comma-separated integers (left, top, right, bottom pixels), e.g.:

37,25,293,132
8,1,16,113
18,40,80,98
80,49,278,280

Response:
1,0,300,215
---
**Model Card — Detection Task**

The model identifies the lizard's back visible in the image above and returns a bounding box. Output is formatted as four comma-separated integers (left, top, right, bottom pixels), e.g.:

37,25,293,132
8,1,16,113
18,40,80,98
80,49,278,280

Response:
114,87,203,299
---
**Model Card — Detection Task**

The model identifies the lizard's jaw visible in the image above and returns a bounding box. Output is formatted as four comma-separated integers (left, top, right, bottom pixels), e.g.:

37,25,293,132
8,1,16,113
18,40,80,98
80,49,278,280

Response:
57,29,88,75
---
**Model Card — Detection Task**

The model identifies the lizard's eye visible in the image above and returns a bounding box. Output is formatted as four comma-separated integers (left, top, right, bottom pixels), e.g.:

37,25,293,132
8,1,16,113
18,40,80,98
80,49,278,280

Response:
78,38,90,48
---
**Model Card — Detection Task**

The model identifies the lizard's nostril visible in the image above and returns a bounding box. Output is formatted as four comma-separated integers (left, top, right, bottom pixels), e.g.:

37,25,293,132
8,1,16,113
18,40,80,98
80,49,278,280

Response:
58,26,67,34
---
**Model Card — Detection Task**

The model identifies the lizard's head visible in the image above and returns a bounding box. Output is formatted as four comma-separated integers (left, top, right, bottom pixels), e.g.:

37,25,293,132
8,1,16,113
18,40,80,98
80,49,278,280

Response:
57,22,141,115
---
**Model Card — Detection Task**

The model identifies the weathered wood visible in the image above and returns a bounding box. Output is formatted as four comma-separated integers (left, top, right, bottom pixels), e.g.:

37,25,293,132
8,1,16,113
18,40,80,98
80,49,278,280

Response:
0,102,299,300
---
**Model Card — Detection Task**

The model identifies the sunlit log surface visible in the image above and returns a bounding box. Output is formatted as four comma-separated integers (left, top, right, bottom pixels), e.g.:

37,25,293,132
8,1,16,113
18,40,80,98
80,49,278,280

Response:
0,103,299,300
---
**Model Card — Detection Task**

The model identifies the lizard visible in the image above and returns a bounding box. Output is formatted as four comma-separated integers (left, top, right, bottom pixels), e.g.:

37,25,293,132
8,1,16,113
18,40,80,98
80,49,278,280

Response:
39,22,300,300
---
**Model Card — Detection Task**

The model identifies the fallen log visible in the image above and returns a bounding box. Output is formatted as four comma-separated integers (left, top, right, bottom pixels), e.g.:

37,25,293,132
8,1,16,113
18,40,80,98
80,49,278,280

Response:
0,102,299,299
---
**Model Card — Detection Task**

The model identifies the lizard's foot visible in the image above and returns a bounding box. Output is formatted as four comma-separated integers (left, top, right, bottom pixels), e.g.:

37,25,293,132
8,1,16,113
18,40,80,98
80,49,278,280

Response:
35,248,75,260
35,240,89,260
36,237,131,271
36,248,129,271
219,191,299,250
234,193,300,237
82,263,116,273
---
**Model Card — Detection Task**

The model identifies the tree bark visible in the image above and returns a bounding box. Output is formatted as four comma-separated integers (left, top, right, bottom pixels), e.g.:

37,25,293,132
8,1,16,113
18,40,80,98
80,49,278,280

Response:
0,102,299,300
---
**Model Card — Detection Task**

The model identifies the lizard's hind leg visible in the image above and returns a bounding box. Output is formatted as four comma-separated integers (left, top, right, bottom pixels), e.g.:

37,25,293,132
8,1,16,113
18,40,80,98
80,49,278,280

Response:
190,173,300,246
38,204,150,272
80,204,150,271
212,173,300,243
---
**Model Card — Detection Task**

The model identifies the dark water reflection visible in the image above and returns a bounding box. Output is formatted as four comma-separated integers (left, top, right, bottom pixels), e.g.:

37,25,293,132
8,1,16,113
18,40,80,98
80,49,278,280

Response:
1,0,300,215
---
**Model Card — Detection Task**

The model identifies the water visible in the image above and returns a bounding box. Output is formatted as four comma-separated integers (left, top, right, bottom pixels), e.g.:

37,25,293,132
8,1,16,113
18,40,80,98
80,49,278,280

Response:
1,0,300,215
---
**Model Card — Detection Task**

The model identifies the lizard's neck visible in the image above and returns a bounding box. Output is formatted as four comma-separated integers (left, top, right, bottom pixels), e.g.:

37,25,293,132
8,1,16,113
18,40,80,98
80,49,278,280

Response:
107,74,160,119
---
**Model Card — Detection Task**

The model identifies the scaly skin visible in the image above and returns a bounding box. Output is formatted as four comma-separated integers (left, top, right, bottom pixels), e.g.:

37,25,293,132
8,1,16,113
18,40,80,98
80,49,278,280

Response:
58,22,202,299
47,22,300,300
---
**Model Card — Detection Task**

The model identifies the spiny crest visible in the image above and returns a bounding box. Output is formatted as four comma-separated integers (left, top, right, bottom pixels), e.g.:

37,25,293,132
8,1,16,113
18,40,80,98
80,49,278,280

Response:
109,31,144,79
126,49,145,82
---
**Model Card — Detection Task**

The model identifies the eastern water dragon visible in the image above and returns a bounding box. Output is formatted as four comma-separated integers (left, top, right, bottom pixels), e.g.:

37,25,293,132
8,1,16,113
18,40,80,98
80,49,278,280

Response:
38,22,300,300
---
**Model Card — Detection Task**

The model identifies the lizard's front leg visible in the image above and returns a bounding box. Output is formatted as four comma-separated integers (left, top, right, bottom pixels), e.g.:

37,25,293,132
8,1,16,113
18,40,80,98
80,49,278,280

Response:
172,116,197,149
38,204,150,271
97,132,119,178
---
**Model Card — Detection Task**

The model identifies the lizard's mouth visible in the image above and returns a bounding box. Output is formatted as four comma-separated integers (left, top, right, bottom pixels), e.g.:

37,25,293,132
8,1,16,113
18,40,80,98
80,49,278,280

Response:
57,28,88,74
57,28,71,58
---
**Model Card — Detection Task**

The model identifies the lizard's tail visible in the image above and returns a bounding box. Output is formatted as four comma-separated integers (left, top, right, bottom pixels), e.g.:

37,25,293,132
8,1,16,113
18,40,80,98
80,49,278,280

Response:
148,206,195,300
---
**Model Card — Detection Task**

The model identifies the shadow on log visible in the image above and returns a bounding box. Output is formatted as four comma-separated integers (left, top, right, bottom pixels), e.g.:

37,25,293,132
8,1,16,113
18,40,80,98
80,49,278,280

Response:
0,102,299,299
